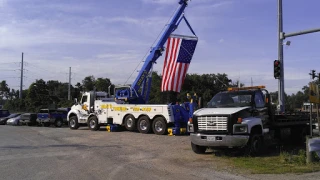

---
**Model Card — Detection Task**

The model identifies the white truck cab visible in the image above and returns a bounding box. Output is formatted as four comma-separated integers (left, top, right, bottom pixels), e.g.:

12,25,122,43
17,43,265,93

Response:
188,86,270,155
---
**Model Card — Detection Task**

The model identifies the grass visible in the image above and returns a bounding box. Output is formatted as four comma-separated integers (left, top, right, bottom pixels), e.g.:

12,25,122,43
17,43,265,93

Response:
214,148,320,174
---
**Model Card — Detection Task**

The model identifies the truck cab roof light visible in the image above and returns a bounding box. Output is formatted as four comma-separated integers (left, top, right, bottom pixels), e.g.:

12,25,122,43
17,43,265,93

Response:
228,85,266,91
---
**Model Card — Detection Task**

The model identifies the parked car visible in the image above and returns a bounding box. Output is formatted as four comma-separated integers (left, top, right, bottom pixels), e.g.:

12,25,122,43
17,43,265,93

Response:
0,109,10,118
36,108,69,127
20,113,37,126
6,115,21,126
0,113,21,125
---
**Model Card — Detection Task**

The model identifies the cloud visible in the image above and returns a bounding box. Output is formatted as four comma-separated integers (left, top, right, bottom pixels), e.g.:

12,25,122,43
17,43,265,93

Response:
0,0,7,7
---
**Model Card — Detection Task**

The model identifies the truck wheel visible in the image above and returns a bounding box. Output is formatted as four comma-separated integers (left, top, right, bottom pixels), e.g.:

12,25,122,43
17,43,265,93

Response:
69,116,79,130
152,117,167,135
137,116,151,134
88,116,100,131
124,115,136,131
54,119,63,128
245,134,263,156
291,127,307,144
191,142,206,154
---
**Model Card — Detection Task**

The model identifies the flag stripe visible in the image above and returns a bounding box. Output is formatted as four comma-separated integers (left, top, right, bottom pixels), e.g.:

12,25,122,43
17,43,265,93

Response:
161,36,197,92
164,38,180,91
162,38,175,91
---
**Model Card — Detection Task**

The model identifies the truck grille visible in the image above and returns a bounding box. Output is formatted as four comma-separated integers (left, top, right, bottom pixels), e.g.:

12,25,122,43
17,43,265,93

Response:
197,116,228,131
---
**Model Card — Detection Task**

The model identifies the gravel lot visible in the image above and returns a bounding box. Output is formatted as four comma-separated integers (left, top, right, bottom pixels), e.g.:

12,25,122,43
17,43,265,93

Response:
0,125,320,180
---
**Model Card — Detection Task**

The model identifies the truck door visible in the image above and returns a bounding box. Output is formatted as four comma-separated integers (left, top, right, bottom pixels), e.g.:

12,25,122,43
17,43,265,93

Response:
253,91,269,125
80,94,90,115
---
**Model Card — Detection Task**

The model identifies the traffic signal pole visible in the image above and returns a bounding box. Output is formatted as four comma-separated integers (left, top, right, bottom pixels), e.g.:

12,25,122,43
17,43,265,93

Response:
277,0,320,113
278,0,285,113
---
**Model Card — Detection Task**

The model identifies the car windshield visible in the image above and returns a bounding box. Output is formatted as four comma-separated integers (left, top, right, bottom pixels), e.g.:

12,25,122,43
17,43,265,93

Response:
7,113,20,118
207,91,252,108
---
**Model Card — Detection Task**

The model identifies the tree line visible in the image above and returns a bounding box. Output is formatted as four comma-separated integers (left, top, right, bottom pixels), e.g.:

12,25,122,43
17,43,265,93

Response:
0,72,313,113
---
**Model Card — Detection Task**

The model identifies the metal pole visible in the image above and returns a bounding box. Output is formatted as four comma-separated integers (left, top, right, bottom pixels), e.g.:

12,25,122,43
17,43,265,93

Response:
19,52,24,99
278,0,285,113
285,28,320,38
310,103,313,137
306,136,313,163
317,104,319,136
68,67,71,100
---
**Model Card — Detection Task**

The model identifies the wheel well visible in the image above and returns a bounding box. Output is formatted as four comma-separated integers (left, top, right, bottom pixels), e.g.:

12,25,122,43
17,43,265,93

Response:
138,114,150,121
88,114,97,121
68,113,77,120
251,125,262,135
152,115,166,121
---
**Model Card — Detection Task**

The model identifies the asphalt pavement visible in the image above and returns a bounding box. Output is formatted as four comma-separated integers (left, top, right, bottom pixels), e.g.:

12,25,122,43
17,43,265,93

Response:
0,125,320,180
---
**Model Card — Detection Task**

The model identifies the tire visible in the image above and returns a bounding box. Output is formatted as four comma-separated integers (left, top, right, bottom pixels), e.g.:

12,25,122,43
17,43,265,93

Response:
152,117,167,135
54,119,63,128
124,115,136,131
69,116,79,130
44,122,50,127
137,116,151,134
245,134,263,156
191,142,206,154
88,116,100,131
291,127,307,144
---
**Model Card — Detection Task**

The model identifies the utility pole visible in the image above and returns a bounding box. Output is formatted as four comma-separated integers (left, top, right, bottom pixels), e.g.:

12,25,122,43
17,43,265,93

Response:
19,52,24,99
68,67,71,100
277,0,320,113
278,0,285,113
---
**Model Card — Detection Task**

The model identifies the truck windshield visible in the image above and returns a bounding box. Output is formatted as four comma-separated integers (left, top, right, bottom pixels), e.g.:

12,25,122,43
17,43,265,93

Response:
207,91,252,108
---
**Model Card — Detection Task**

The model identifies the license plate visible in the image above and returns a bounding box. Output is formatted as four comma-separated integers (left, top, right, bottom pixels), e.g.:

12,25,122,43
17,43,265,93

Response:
207,136,216,141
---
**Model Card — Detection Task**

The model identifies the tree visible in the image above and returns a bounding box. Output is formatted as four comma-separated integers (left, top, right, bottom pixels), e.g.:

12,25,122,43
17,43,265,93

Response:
95,78,111,92
82,75,95,91
147,72,233,106
0,80,10,100
27,79,51,111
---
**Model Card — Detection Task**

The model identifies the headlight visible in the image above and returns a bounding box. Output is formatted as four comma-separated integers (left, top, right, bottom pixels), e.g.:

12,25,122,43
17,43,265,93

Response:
233,124,248,134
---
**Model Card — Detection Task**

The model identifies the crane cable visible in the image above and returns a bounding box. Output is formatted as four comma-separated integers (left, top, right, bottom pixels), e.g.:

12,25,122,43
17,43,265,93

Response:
123,5,180,85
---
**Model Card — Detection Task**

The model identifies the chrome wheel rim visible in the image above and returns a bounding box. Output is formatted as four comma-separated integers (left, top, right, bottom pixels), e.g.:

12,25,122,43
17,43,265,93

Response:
70,119,75,127
57,120,62,126
127,118,133,128
140,120,147,131
155,121,163,132
90,120,96,129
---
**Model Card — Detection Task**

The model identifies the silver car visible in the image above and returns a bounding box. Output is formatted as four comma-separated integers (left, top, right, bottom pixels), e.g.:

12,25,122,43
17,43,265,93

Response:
6,115,21,126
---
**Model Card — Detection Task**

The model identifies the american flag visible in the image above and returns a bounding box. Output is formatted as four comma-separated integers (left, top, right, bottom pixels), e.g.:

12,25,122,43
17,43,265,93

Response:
161,36,198,92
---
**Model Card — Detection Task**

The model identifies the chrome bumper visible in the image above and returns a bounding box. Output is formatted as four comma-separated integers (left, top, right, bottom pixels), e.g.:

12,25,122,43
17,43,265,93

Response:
190,133,249,148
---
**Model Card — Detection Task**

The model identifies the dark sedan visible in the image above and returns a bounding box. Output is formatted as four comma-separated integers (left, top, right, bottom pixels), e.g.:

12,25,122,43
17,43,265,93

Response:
0,113,21,125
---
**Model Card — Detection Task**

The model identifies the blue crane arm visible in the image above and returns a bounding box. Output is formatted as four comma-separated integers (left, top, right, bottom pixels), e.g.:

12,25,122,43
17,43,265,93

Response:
116,0,190,104
132,0,188,92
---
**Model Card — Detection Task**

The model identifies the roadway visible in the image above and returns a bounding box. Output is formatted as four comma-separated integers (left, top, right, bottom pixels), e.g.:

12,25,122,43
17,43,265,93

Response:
0,125,319,180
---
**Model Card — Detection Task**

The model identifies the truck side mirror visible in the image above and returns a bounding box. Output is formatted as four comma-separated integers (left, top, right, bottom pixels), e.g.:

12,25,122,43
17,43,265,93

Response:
74,98,78,105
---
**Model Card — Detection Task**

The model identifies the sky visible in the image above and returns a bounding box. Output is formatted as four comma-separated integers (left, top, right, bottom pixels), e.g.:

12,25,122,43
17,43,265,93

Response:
1,0,320,95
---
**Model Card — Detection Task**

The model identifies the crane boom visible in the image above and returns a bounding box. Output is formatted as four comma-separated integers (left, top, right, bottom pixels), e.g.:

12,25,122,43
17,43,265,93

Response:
116,0,191,104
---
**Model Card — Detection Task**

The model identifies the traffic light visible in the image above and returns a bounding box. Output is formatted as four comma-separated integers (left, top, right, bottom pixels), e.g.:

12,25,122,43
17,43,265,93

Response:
273,60,281,79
